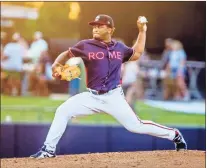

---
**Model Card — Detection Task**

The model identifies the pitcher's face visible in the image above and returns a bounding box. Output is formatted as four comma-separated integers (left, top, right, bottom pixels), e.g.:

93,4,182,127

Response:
92,25,112,41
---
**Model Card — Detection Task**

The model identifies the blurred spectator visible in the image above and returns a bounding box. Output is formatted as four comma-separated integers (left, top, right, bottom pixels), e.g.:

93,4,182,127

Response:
16,34,30,96
139,50,150,63
170,40,189,100
27,31,48,64
18,35,29,57
1,32,25,96
27,31,49,95
161,38,174,69
121,38,139,110
162,38,174,100
162,39,189,101
67,57,82,96
121,51,150,110
137,50,151,99
31,51,53,96
121,61,139,109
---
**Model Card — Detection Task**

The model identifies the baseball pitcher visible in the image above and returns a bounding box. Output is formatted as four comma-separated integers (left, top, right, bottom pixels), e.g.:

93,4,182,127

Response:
31,14,187,158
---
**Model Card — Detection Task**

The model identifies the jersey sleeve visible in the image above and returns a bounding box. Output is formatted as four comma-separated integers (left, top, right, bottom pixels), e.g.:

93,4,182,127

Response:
122,43,135,63
68,41,85,58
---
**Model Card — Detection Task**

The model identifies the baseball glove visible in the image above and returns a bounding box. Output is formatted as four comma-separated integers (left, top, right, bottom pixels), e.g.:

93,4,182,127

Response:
53,64,81,81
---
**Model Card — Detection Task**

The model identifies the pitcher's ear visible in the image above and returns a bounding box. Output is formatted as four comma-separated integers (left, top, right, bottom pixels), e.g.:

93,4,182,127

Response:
111,27,115,35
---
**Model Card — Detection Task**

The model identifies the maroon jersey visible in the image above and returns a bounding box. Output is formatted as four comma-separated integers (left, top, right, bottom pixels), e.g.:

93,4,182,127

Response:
69,39,134,92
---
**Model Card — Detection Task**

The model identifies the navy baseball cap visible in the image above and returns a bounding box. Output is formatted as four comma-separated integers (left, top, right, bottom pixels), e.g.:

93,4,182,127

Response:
88,14,114,28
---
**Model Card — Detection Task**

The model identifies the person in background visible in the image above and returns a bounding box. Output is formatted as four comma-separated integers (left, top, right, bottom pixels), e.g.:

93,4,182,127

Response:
32,51,53,96
137,49,150,99
121,38,139,110
169,40,189,101
121,49,150,110
161,38,174,100
161,38,173,68
27,31,49,95
1,32,25,96
18,34,29,57
27,31,48,64
162,39,189,101
15,33,30,96
121,61,139,110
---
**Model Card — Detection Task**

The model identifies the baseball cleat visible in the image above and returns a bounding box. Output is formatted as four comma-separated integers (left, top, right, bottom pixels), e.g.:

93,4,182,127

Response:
30,145,56,159
173,129,187,151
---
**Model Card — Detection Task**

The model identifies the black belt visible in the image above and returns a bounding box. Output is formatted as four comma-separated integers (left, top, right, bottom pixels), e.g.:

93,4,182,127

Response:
87,85,121,95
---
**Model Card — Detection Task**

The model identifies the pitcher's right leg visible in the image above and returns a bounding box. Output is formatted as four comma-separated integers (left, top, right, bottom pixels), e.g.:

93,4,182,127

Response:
30,92,99,158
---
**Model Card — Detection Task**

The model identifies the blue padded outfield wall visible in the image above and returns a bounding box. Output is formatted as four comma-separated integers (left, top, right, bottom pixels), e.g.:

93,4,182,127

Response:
0,124,205,158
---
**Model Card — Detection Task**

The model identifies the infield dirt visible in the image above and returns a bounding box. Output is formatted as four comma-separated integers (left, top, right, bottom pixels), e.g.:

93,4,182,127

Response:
1,150,205,168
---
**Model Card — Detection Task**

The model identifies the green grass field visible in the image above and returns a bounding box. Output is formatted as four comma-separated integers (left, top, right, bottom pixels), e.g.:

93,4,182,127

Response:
1,95,205,127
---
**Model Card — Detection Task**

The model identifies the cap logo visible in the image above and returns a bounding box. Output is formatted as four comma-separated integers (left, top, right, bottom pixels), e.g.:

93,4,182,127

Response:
107,21,110,24
95,16,100,21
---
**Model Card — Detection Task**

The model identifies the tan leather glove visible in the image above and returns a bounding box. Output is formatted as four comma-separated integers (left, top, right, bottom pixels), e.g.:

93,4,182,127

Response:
53,64,81,81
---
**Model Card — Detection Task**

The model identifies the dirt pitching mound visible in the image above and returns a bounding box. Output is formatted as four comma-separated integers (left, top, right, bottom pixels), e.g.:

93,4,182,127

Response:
1,150,205,168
